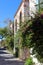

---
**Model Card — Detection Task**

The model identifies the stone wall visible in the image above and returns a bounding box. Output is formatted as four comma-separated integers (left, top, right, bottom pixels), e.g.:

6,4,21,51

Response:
19,47,30,60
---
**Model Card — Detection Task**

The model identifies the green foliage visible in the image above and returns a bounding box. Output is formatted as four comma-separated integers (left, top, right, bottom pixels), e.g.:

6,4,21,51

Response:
14,20,33,48
36,54,43,63
0,27,7,39
6,35,14,50
39,8,43,13
0,21,14,51
21,21,33,47
24,58,34,65
14,30,23,48
31,14,43,56
15,13,43,62
14,6,43,61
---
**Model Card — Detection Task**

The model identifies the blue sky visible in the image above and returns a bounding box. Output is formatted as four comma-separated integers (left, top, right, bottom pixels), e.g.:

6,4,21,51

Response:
0,0,38,28
0,0,22,28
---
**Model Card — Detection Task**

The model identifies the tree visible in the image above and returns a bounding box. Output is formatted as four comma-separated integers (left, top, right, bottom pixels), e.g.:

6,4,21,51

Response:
0,20,14,51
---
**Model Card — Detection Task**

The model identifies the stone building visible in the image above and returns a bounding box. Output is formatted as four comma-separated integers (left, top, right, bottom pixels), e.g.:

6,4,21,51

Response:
14,0,36,59
14,0,36,34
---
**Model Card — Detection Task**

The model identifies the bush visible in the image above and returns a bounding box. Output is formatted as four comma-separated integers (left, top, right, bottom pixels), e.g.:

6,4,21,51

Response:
24,58,34,65
36,54,43,63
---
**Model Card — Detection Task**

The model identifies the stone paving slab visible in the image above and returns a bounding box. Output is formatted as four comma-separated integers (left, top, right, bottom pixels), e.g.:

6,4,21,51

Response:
0,48,24,65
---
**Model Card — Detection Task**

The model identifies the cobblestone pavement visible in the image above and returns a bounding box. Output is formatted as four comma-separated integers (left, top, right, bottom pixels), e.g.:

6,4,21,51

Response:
0,48,24,65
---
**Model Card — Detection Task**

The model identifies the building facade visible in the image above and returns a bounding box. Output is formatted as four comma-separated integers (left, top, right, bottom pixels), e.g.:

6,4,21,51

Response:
14,0,37,59
14,0,36,34
14,0,43,59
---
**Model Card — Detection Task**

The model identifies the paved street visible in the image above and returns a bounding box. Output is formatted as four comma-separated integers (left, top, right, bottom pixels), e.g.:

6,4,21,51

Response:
0,48,24,65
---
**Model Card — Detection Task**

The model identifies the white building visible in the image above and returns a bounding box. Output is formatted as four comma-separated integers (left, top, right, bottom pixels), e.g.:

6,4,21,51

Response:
14,0,36,34
14,0,43,59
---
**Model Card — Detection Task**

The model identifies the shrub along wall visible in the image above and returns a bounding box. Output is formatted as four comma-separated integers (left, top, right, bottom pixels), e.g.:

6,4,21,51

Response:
14,13,43,62
14,20,32,59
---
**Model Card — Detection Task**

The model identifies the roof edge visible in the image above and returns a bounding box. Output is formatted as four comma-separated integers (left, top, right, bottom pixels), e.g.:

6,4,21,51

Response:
14,0,23,18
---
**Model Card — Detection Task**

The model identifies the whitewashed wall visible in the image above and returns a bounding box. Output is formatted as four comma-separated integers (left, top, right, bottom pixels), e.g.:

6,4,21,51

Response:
14,0,36,34
29,0,36,18
14,2,24,33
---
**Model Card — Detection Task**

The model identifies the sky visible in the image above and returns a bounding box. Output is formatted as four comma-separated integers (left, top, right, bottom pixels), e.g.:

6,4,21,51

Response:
0,0,22,28
0,0,38,28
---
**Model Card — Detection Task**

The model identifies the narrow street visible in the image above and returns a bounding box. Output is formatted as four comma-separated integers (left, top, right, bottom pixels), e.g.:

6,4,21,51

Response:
0,48,24,65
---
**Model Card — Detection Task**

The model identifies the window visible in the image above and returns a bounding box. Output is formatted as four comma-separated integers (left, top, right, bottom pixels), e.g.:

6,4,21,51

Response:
15,19,17,32
20,12,22,26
